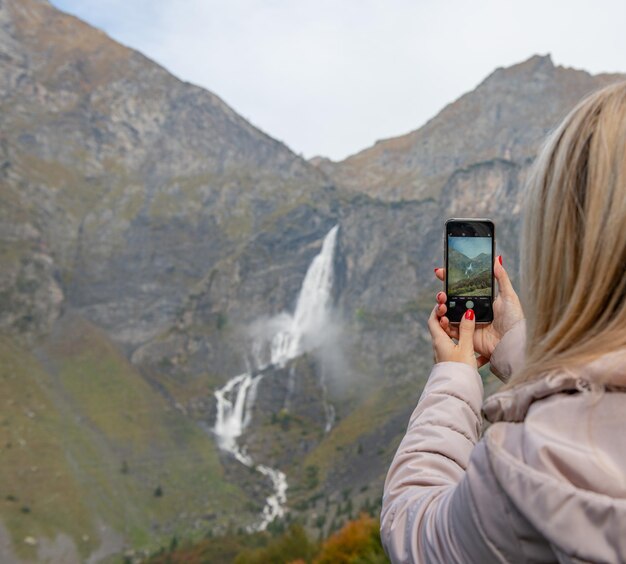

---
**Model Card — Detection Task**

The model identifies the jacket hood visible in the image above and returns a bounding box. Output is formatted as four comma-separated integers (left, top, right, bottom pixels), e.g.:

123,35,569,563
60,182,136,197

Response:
483,348,626,562
486,424,626,562
483,348,626,423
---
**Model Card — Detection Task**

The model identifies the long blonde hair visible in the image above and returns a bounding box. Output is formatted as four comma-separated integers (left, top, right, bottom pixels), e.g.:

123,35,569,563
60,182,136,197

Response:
509,81,626,388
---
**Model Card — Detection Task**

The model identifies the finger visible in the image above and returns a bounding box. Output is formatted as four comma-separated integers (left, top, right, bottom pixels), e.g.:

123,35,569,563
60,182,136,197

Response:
494,256,515,298
458,308,476,355
476,355,489,368
439,316,459,339
436,291,447,305
427,305,449,341
437,302,448,317
434,267,445,281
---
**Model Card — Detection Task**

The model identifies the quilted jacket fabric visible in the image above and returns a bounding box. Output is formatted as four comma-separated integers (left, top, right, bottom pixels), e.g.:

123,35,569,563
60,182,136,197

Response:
381,320,626,563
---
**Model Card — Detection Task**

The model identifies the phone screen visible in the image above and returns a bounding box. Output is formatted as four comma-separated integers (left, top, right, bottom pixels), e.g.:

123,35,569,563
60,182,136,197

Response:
445,219,494,323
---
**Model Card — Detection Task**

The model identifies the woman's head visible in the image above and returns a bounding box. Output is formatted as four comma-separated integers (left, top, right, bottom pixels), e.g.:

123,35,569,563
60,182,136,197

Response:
514,81,626,386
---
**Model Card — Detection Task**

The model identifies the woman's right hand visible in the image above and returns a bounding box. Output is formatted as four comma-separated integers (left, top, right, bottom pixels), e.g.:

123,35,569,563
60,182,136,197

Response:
433,256,524,361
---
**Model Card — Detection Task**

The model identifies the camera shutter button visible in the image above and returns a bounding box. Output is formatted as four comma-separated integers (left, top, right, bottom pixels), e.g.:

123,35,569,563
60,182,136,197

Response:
466,300,474,309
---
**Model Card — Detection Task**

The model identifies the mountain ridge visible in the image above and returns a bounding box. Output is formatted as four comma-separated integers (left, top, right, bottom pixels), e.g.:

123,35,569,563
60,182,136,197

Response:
7,0,310,168
313,54,625,200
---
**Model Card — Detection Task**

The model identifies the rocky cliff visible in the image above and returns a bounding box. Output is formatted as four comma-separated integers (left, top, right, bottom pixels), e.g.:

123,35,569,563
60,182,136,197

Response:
1,0,624,560
315,55,623,201
0,0,327,347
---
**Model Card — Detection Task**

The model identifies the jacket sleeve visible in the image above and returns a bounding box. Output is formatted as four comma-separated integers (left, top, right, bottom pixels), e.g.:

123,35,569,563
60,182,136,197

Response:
380,362,511,563
489,319,527,382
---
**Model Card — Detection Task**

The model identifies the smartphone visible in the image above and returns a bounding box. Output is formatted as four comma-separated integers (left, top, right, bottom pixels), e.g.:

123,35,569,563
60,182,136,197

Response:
444,218,495,324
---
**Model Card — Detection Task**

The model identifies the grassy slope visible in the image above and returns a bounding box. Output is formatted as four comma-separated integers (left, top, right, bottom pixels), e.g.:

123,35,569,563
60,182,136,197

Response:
296,328,503,506
289,299,435,501
299,377,425,499
0,316,248,560
448,268,491,295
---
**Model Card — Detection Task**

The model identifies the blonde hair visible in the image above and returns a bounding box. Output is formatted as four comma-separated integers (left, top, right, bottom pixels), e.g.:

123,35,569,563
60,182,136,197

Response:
509,81,626,388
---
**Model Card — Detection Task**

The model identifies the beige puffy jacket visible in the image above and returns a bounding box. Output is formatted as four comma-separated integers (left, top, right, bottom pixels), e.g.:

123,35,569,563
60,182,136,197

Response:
381,320,626,563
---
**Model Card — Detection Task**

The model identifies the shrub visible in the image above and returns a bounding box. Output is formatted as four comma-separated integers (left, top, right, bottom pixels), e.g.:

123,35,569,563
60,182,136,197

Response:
216,312,228,331
234,524,317,564
304,465,319,490
314,513,387,564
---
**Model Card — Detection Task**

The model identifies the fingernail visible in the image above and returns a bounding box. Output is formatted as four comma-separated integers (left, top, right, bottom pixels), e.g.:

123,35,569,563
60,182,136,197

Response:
436,291,444,300
465,309,475,320
498,255,503,266
434,268,439,273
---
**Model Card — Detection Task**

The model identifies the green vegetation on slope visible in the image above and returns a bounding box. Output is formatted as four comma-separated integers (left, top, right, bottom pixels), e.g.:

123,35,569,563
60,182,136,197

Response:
300,377,425,490
0,315,250,560
448,268,491,296
0,335,97,561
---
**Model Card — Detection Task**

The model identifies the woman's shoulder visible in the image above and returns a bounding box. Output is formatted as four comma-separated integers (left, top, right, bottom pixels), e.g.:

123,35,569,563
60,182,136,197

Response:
486,390,626,494
459,389,626,564
480,389,626,561
483,348,626,497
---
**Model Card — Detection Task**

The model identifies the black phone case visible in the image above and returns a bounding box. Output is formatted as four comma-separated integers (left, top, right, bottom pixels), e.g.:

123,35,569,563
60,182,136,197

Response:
444,218,495,325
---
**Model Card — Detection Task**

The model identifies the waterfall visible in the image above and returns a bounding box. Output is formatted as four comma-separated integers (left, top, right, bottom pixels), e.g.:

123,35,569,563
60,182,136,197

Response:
212,225,339,531
270,225,338,367
213,373,257,467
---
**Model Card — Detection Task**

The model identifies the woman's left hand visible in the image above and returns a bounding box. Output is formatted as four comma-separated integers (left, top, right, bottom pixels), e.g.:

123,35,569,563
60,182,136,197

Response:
427,305,483,368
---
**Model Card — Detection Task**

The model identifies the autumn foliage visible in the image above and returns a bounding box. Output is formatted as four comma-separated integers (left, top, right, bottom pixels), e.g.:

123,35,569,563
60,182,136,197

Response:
147,513,387,564
314,513,386,564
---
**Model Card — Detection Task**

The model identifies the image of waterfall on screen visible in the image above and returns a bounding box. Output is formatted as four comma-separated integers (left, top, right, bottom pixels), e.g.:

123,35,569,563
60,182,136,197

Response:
447,236,492,296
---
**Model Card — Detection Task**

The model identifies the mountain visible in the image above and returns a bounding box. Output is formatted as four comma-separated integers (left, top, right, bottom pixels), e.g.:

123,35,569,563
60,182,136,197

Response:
448,248,491,271
314,55,624,201
447,247,472,280
1,0,625,560
472,252,492,265
0,0,333,559
0,0,332,349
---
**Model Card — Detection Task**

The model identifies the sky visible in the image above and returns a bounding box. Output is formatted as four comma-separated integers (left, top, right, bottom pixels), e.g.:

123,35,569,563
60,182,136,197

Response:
449,236,492,260
51,0,626,161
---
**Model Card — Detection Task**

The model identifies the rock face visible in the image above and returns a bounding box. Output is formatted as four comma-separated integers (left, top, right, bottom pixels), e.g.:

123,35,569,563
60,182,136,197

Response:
1,0,625,557
0,0,326,348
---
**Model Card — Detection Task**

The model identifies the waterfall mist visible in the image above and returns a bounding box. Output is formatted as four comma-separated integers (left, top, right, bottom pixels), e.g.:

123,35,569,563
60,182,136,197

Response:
249,225,342,366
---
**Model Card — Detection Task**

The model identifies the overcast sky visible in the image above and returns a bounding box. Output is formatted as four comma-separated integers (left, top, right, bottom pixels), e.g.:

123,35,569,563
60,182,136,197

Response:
448,236,491,260
51,0,626,161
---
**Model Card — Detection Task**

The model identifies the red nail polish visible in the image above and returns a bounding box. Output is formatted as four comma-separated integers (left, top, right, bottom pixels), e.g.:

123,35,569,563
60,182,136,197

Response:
436,291,443,300
498,255,503,266
434,268,439,273
465,309,475,320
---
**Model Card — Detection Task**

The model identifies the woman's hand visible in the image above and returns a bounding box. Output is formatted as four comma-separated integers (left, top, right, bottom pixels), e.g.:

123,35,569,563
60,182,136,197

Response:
433,256,524,361
428,305,479,368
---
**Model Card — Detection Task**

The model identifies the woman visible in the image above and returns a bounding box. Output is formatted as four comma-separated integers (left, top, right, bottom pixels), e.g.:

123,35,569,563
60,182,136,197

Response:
381,82,626,563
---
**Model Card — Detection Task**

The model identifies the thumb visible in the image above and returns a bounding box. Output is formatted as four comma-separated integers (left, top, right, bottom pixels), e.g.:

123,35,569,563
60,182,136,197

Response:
494,256,515,298
458,308,476,356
